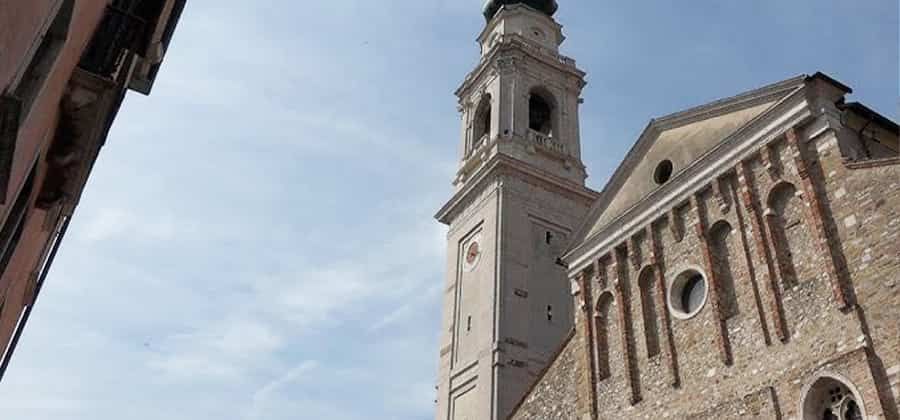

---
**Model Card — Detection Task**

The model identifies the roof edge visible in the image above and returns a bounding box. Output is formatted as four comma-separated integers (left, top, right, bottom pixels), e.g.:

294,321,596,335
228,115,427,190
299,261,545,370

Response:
838,101,899,132
806,71,853,95
565,74,810,251
563,81,814,269
653,74,807,128
505,328,576,419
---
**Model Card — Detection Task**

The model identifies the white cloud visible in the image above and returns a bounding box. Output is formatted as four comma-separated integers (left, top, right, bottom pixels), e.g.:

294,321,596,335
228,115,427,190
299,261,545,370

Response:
248,360,319,419
77,207,178,243
2,1,895,420
147,318,286,381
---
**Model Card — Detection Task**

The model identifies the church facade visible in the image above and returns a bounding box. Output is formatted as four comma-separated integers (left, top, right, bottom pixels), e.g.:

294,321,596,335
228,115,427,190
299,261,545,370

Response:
434,2,899,420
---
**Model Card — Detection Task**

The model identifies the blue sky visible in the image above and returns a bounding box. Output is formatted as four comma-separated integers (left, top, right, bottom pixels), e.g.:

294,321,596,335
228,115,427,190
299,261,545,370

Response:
0,1,896,419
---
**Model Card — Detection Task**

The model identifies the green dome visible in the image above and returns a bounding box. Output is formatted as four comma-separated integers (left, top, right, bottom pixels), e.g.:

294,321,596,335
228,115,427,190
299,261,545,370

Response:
483,0,559,21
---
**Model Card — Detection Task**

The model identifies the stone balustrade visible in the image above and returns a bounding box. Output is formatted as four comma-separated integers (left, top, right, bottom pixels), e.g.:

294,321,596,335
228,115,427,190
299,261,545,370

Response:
528,129,566,155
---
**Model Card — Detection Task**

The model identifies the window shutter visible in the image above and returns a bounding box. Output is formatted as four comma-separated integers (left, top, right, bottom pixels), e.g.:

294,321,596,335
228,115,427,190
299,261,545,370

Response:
0,95,22,204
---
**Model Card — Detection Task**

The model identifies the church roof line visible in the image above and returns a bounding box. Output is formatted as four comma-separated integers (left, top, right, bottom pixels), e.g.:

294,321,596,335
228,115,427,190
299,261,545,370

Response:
650,75,808,129
838,100,899,131
564,74,818,250
562,72,859,272
505,328,576,417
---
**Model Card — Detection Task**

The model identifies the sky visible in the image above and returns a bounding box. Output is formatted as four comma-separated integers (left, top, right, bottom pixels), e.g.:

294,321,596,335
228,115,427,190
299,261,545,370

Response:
0,0,896,419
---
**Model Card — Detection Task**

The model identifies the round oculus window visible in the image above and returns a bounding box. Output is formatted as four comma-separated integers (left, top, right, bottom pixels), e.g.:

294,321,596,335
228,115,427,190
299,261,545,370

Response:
654,159,674,185
668,269,708,319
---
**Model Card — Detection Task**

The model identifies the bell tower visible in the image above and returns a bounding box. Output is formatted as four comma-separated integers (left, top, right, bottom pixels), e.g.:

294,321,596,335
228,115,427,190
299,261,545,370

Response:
434,2,598,419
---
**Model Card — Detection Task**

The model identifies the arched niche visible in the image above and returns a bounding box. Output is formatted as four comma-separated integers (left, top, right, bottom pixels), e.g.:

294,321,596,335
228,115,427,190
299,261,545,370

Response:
594,291,616,380
637,265,661,358
708,220,739,318
766,181,802,289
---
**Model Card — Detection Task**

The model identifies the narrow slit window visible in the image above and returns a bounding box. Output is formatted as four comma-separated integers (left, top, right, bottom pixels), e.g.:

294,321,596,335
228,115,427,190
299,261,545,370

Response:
466,315,472,332
546,305,553,322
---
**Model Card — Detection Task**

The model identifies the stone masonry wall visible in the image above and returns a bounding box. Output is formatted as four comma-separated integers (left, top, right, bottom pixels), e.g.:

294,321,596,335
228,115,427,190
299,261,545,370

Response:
510,331,581,420
508,83,899,420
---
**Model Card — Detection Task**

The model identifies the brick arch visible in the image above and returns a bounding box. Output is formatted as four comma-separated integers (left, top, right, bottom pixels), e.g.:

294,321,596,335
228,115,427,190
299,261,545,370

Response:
765,181,802,289
593,291,616,381
636,265,661,358
708,220,739,318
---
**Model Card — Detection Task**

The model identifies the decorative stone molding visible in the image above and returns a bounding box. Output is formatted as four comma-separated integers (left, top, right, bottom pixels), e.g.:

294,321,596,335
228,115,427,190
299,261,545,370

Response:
437,153,599,225
648,224,681,387
457,35,585,99
565,81,813,276
843,156,900,170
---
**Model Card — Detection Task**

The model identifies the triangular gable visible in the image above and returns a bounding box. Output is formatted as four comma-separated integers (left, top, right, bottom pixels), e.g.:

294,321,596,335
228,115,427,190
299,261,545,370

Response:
569,74,810,248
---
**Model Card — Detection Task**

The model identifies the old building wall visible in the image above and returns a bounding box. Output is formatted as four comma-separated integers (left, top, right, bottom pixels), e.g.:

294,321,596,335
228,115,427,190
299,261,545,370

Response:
509,331,580,420
1,0,185,380
814,127,900,413
436,177,503,420
0,0,58,88
1,0,109,370
510,83,898,420
2,0,108,200
495,172,594,418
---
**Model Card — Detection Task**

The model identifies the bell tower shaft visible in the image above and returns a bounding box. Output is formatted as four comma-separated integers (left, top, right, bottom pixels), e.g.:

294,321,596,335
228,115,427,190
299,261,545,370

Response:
434,3,599,420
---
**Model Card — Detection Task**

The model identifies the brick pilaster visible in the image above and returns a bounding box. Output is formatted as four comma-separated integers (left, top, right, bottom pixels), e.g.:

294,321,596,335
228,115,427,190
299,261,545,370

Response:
737,160,789,343
760,143,780,178
692,195,734,366
576,268,599,419
786,128,851,309
668,209,684,242
648,224,680,388
611,247,641,404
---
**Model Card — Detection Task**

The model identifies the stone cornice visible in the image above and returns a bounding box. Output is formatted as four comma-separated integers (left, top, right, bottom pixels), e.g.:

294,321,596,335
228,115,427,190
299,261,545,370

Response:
477,4,563,46
563,84,815,276
455,35,585,100
843,156,900,170
568,77,808,248
436,153,599,225
654,75,806,129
